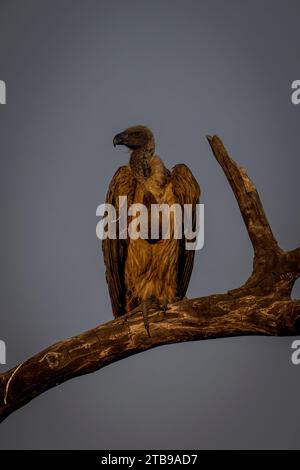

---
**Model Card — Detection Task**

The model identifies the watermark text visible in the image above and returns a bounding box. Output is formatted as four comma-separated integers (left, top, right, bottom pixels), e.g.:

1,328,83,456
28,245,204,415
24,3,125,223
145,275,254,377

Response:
0,80,6,104
0,340,6,365
96,197,204,250
291,80,300,105
291,340,300,365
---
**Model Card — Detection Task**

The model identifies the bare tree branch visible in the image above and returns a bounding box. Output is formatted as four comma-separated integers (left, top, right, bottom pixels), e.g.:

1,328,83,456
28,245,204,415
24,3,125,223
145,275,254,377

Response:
207,135,279,259
207,135,300,298
0,135,299,423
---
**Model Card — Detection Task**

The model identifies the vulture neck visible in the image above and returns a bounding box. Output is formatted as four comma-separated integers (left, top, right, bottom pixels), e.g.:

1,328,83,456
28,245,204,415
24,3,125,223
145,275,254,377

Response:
130,147,154,179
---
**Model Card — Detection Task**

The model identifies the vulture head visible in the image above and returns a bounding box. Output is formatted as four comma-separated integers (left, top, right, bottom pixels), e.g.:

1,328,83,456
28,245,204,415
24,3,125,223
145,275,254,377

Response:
113,125,155,155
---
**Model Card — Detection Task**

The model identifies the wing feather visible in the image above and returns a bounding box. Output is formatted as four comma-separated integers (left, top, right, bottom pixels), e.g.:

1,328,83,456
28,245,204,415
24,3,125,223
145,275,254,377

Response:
171,164,201,298
102,166,136,317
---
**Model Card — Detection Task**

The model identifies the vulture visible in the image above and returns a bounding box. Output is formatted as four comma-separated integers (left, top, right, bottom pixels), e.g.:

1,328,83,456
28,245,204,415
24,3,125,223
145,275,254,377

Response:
102,125,200,332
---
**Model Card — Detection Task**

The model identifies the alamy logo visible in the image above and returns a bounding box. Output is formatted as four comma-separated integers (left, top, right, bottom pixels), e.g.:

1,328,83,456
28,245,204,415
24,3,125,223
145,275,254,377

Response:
291,340,300,365
291,80,300,105
96,197,204,250
0,80,6,104
0,340,6,365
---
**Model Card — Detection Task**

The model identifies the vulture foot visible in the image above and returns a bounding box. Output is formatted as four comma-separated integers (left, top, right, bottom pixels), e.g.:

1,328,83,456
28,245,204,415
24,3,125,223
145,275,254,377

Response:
124,297,168,337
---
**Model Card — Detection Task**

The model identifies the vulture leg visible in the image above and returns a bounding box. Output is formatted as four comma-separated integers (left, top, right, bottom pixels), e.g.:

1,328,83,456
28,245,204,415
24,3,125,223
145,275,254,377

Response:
124,297,167,337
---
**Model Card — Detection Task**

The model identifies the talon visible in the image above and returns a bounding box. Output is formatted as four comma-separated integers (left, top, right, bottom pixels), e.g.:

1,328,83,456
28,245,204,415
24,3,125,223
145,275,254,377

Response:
159,299,168,314
124,300,152,337
174,296,184,302
124,297,171,337
142,306,151,337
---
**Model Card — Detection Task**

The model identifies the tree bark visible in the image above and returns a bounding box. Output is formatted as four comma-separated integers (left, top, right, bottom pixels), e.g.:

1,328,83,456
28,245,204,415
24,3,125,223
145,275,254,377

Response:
0,135,299,423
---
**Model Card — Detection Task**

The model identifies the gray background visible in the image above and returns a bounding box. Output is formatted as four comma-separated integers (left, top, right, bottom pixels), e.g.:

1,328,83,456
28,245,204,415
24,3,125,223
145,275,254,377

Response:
0,0,299,449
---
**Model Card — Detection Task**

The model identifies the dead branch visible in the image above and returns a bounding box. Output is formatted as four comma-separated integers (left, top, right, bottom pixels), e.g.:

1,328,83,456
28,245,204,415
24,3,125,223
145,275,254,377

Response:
0,135,299,423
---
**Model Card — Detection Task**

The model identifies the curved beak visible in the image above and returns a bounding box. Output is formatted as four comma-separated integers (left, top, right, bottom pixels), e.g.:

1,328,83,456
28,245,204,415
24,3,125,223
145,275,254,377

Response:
113,131,127,147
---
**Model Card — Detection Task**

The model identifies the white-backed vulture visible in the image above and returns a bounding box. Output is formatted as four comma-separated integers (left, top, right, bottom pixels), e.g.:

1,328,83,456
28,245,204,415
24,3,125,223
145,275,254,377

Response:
102,125,200,332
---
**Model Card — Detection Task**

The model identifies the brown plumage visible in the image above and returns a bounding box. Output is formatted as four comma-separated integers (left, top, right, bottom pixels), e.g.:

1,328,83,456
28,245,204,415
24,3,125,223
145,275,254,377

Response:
102,125,200,319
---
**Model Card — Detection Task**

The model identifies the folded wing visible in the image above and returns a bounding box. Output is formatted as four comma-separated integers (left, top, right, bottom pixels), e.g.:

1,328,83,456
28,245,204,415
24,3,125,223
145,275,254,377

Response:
102,166,136,317
171,164,201,298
